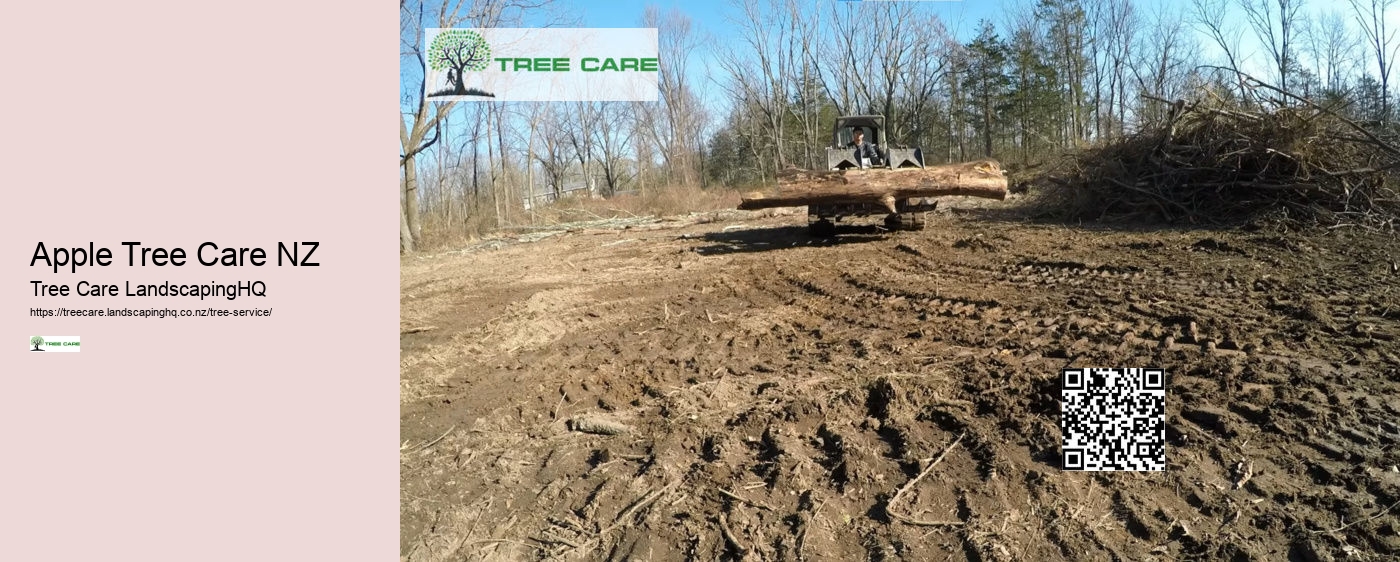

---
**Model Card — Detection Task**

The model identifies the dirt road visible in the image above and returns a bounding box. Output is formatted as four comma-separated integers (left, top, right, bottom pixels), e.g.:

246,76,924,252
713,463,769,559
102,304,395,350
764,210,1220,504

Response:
401,205,1400,561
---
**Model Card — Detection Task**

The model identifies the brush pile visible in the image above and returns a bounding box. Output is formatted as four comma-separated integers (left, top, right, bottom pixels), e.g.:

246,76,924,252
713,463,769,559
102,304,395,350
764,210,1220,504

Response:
1038,81,1400,229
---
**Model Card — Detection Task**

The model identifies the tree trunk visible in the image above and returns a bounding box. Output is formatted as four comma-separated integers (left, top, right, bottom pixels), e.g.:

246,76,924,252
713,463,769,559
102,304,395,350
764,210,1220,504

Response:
486,105,498,220
527,109,538,216
404,153,422,242
497,102,510,225
438,111,449,228
982,94,993,158
739,160,1009,211
400,174,415,253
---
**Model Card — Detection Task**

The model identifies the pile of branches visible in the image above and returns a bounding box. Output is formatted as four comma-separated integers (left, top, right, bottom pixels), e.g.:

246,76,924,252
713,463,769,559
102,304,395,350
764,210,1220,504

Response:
1039,75,1400,229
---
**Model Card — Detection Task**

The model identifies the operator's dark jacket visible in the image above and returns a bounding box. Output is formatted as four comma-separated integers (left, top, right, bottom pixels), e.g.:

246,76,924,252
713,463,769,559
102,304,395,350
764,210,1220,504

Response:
846,139,882,163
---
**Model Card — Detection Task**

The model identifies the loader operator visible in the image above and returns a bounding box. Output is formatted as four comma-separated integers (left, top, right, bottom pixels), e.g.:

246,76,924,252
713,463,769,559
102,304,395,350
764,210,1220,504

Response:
847,127,884,166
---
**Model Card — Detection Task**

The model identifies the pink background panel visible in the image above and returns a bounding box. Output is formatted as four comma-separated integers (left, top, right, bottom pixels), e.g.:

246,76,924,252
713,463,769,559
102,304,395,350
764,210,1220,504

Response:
0,1,398,560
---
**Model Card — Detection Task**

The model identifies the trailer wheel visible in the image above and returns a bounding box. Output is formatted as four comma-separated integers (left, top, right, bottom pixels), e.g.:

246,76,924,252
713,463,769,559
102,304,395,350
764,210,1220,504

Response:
809,219,837,237
886,212,925,231
902,212,926,231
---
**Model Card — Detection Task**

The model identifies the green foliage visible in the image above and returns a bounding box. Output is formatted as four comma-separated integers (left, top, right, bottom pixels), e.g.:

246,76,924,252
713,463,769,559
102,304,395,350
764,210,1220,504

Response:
1352,75,1391,122
427,30,491,73
964,20,1012,157
30,336,43,346
1006,24,1065,160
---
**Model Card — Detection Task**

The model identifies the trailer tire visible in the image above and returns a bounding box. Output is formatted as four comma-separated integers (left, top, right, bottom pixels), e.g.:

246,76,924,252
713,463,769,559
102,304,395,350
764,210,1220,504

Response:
886,212,925,231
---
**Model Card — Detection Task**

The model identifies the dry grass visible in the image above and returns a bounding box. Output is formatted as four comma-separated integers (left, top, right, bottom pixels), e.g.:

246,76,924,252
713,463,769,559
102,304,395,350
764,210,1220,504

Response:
415,184,743,252
416,205,502,252
532,183,742,224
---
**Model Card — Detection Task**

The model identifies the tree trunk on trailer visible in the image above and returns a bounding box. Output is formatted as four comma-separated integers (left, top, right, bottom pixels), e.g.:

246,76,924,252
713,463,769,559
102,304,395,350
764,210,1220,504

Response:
738,160,1009,211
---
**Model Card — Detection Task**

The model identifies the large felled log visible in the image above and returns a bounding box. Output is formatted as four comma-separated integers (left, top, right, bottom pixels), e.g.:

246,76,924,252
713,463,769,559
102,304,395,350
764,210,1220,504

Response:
739,159,1008,212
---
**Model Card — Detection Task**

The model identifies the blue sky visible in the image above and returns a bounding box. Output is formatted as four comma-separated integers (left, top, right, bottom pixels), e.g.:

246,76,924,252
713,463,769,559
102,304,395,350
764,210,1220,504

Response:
559,0,1011,120
404,0,1399,144
573,0,1004,38
549,0,1400,119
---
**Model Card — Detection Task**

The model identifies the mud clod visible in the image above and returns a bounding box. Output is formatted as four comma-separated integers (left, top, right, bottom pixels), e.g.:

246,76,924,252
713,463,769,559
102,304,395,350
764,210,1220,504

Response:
568,416,631,436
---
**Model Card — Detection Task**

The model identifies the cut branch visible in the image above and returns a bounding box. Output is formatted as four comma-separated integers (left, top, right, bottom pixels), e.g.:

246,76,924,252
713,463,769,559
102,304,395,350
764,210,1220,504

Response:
885,432,967,527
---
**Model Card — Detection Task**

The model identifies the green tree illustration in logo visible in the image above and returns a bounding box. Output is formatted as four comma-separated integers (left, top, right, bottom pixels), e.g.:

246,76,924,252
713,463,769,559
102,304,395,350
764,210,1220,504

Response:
30,336,44,351
427,29,495,98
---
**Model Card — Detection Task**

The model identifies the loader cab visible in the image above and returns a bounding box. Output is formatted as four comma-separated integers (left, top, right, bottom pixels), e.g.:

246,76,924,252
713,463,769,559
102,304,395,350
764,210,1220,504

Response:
831,115,887,152
826,114,924,171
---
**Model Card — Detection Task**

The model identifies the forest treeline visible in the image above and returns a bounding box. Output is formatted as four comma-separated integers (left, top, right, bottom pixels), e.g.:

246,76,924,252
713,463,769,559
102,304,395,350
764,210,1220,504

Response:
400,0,1400,250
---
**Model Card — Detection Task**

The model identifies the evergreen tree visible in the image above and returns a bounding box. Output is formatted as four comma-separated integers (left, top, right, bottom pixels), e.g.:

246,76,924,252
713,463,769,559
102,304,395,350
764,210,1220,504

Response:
964,21,1012,158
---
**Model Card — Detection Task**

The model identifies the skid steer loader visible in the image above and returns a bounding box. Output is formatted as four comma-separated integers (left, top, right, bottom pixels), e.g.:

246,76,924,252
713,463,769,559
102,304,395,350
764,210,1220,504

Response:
808,115,935,236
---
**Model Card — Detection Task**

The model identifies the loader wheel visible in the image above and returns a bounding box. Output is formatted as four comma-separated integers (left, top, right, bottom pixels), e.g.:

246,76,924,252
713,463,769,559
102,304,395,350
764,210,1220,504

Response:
884,213,902,231
809,219,837,237
885,212,925,232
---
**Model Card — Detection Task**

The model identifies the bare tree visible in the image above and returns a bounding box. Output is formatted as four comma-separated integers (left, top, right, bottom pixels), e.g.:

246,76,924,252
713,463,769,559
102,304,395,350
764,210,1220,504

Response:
534,106,573,199
594,102,637,194
397,0,565,249
1005,10,1041,162
891,14,950,156
564,102,603,195
1038,0,1090,146
826,1,924,142
1132,3,1199,124
631,106,658,193
639,5,709,187
400,0,461,252
1238,0,1304,94
1349,0,1400,117
786,0,827,171
399,0,563,251
945,40,968,161
1087,0,1137,139
1303,11,1360,93
716,0,792,180
1191,0,1248,97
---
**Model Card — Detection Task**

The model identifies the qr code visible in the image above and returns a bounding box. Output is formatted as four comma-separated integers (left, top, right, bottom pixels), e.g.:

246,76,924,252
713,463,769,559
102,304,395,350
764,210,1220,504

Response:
1060,368,1166,471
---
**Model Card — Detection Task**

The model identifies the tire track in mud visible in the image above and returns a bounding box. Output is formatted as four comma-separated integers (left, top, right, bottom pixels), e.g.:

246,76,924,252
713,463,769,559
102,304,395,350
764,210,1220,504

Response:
817,264,1123,365
402,218,1400,561
885,239,1386,371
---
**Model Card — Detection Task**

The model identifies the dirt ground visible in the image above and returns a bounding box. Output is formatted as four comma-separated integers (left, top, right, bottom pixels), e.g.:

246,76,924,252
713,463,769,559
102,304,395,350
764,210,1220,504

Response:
400,200,1400,561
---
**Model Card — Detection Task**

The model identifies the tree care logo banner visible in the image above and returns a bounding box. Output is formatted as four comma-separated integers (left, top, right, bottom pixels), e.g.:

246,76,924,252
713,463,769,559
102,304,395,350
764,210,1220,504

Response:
29,336,80,352
424,28,659,101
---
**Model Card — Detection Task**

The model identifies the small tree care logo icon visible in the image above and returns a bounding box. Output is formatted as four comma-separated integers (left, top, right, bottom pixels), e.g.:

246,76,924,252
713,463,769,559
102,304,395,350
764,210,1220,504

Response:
427,29,495,98
29,335,80,352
